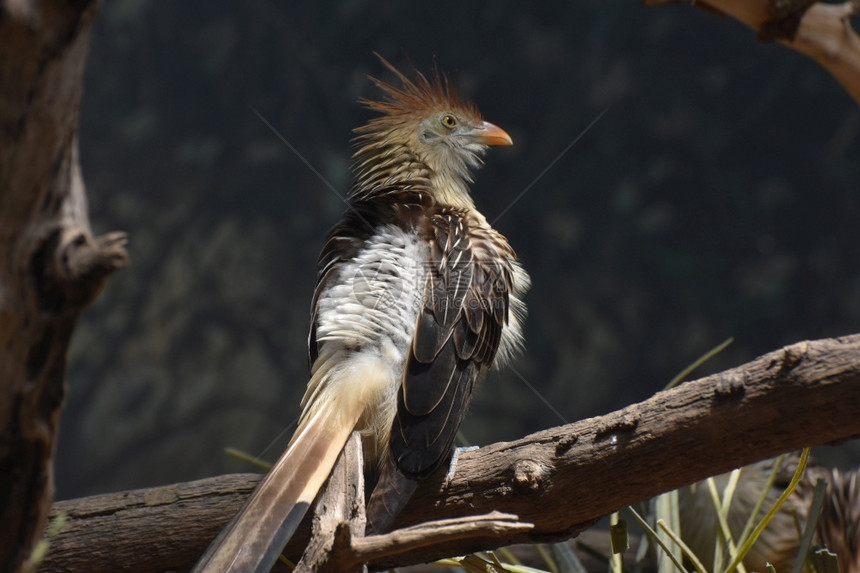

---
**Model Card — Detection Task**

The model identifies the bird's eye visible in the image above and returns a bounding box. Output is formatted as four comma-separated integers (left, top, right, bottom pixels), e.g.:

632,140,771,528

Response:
440,114,457,129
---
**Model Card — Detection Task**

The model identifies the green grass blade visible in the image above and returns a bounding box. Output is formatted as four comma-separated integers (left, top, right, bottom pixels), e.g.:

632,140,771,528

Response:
725,447,811,573
610,512,625,573
655,490,683,573
665,337,734,390
534,545,559,573
656,519,707,573
705,476,744,573
224,446,273,470
735,455,785,550
792,478,828,573
627,506,688,573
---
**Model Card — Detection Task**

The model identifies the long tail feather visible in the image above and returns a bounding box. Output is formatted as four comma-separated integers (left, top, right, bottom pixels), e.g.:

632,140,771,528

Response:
192,404,359,573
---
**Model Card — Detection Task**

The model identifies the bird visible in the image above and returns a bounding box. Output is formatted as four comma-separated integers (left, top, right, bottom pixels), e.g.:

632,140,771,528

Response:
676,455,860,572
192,55,530,572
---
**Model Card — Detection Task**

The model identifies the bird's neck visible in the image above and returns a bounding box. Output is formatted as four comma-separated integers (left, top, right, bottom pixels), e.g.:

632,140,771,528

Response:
351,141,476,211
427,169,476,211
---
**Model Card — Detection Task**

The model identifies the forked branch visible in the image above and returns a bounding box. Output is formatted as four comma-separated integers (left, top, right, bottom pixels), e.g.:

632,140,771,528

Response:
40,334,860,571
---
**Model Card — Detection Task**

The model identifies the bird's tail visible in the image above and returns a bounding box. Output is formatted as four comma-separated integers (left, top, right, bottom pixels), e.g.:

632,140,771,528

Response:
366,454,419,534
192,383,363,572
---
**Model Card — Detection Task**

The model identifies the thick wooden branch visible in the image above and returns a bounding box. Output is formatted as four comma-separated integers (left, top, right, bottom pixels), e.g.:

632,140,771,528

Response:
296,432,367,573
43,474,269,573
0,2,128,571
298,434,535,572
41,334,860,572
644,0,860,105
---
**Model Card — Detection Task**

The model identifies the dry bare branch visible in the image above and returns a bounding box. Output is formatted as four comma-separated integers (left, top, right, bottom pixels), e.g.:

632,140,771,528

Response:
644,0,860,105
40,334,860,571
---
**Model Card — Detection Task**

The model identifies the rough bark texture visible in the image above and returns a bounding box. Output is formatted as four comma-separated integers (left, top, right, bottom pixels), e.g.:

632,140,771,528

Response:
0,2,127,571
40,334,860,572
644,0,860,104
295,432,367,573
45,474,275,573
2,1,856,572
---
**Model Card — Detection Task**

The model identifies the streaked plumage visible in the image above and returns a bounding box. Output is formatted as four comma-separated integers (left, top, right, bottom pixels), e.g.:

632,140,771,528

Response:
193,56,529,572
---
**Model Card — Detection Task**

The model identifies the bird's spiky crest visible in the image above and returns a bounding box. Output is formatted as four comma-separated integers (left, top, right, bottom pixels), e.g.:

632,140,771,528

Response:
355,54,482,138
349,54,490,207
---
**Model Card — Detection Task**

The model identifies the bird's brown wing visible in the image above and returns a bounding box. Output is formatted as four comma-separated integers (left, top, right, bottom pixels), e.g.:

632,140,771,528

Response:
366,210,513,532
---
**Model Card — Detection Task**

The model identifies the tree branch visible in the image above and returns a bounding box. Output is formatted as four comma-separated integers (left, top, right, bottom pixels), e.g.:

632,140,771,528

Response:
296,432,367,573
40,334,860,572
0,2,128,572
644,0,860,105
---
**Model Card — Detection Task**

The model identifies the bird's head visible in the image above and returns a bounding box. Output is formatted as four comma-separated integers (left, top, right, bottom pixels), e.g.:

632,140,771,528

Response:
352,55,512,208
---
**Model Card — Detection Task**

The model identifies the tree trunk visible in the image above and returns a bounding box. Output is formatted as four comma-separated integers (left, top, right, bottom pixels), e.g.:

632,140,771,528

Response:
0,2,127,571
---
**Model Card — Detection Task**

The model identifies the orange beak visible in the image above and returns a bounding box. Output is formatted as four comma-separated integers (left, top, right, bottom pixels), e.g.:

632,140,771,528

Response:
470,121,513,146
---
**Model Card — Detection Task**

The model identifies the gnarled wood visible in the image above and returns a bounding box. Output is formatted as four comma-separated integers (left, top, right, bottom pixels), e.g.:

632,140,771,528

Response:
0,2,127,571
40,334,860,572
295,432,367,573
643,0,860,105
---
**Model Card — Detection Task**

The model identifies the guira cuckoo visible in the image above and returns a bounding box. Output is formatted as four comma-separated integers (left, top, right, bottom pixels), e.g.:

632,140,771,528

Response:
193,57,530,572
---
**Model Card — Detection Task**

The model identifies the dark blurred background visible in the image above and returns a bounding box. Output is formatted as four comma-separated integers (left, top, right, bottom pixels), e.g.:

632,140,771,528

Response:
58,0,860,501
